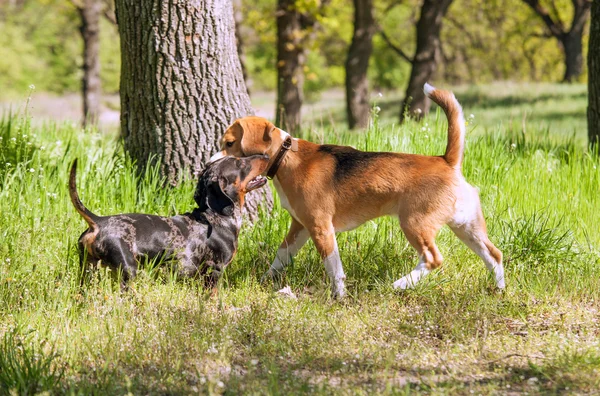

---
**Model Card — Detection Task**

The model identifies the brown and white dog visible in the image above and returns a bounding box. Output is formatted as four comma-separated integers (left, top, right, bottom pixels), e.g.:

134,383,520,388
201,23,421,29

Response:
210,83,505,298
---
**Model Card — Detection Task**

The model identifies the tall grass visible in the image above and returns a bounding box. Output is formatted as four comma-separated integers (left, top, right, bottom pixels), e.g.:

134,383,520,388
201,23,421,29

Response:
0,86,599,393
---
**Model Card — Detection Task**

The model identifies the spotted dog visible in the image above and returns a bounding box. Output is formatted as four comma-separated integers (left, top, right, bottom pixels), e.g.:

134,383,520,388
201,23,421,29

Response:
70,155,269,291
210,83,505,298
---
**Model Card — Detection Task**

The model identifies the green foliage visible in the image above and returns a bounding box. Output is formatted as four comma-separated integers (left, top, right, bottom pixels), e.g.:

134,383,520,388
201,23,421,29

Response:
0,328,64,395
0,0,120,99
0,0,590,99
100,18,121,94
0,112,37,183
0,0,81,97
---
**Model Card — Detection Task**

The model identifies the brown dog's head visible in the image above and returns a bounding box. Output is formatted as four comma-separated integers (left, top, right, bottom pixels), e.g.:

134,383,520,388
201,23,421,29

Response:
194,155,269,216
210,116,288,163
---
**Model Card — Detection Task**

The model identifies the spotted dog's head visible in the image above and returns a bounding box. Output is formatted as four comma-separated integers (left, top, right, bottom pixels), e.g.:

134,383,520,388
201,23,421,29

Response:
194,155,270,216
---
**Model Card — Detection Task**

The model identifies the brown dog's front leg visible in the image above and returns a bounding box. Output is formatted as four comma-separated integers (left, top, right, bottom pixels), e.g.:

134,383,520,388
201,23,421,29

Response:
262,218,309,285
308,222,346,299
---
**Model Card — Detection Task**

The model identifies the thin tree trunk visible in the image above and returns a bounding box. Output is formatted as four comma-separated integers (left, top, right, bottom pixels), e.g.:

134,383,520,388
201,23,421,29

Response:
345,0,375,130
522,0,591,83
78,0,102,127
276,0,304,133
233,0,251,95
400,0,453,122
115,0,271,219
588,0,600,148
561,30,585,83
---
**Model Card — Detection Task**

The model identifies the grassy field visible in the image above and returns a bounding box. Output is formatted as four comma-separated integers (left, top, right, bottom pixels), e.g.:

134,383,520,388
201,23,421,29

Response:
0,84,599,394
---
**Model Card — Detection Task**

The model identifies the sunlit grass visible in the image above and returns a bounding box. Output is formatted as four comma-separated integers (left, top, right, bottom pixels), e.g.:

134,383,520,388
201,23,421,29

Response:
0,84,599,393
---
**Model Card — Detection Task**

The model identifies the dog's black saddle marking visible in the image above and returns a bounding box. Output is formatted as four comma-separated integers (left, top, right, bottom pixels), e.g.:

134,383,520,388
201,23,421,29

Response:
318,145,395,181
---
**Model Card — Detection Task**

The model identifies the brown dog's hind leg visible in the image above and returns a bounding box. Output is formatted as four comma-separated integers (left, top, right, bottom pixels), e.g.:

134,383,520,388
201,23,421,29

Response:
393,225,443,290
308,221,346,299
449,213,505,289
448,183,505,289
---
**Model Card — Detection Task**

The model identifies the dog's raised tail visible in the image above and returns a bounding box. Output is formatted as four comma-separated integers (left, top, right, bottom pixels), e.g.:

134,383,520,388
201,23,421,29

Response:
69,159,99,228
423,83,465,169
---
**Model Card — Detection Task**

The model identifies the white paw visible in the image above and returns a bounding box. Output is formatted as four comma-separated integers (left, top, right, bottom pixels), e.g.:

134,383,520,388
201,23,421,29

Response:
332,280,346,299
392,276,416,290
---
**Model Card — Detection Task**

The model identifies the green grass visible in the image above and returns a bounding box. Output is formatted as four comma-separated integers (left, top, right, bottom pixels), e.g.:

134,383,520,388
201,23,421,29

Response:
0,83,599,394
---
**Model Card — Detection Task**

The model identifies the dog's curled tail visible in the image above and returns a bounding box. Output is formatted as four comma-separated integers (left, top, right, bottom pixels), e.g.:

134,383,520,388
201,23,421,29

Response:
423,83,465,169
69,159,99,229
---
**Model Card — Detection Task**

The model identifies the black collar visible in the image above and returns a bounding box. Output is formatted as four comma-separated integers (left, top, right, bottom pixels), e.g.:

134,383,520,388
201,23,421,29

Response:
266,135,293,179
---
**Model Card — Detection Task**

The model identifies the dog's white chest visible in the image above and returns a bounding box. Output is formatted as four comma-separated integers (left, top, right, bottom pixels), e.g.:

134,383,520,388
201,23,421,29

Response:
273,177,299,220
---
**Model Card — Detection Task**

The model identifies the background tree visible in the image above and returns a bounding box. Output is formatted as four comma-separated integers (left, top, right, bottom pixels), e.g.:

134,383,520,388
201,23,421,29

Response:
382,0,454,121
74,0,102,127
589,0,599,148
522,0,592,82
233,0,251,94
276,0,328,132
345,0,375,129
114,0,271,217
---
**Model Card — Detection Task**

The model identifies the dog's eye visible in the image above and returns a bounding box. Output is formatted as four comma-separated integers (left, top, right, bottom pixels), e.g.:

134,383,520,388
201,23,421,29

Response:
226,141,235,147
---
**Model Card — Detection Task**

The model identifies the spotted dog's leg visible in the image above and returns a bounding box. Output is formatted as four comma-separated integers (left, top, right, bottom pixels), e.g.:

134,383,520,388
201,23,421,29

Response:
103,240,137,290
262,218,309,285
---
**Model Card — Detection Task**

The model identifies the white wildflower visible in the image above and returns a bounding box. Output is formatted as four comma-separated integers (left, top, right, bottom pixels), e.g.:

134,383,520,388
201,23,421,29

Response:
29,84,35,90
29,168,35,173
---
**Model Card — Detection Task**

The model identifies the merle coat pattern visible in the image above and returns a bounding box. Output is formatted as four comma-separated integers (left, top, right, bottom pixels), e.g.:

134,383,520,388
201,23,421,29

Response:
70,155,269,290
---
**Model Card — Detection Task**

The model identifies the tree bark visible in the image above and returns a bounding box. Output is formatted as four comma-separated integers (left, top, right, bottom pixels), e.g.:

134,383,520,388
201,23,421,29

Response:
400,0,453,122
345,0,375,130
562,31,585,82
78,0,102,127
276,0,305,133
522,0,591,83
588,0,600,148
114,0,271,219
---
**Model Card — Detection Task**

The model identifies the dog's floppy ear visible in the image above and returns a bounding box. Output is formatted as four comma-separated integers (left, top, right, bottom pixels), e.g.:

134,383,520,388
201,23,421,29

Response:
194,174,235,216
237,117,276,153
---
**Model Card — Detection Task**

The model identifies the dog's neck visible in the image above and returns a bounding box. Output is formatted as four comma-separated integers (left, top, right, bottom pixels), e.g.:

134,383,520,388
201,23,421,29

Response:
269,138,317,178
191,206,242,234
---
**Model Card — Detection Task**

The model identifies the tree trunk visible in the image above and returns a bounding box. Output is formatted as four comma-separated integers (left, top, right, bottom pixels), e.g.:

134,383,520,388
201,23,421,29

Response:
78,0,102,127
345,0,375,130
589,0,600,148
400,0,453,122
276,0,304,133
114,0,271,219
562,31,585,82
233,0,251,94
522,0,591,83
